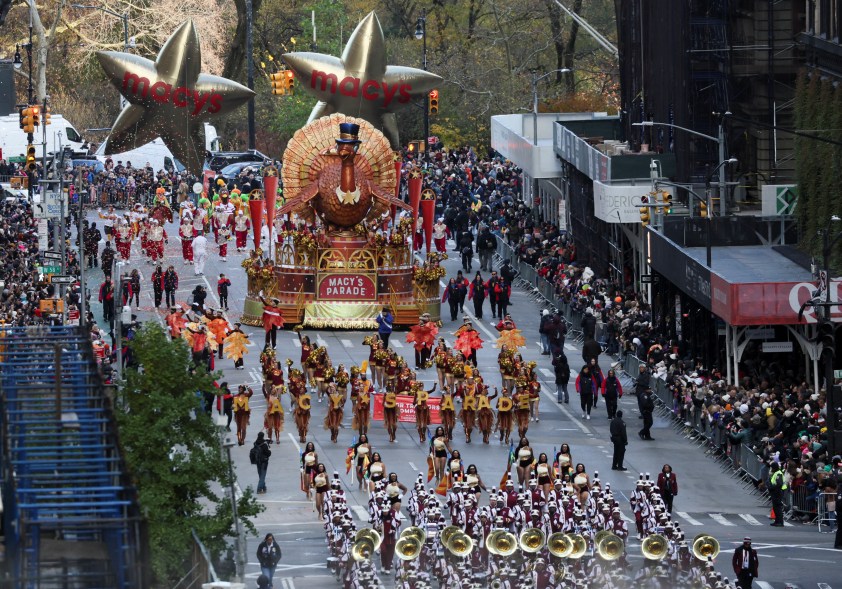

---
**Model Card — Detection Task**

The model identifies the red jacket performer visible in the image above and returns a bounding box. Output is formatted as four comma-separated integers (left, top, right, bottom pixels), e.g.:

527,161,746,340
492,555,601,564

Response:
259,295,284,349
732,537,759,589
233,210,251,251
179,218,194,263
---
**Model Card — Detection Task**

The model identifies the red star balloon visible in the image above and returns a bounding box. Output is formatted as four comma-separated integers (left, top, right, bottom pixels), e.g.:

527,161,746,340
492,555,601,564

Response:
282,11,442,149
97,21,255,174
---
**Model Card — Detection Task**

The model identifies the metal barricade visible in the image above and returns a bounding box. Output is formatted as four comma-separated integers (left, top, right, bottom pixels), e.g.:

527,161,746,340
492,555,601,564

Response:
817,492,836,533
790,485,819,523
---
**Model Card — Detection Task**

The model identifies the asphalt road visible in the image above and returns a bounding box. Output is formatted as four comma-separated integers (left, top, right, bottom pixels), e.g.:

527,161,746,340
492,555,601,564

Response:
80,210,841,589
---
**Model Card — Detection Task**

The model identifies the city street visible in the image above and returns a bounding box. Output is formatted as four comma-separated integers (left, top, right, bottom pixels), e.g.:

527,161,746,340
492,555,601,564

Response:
81,211,840,589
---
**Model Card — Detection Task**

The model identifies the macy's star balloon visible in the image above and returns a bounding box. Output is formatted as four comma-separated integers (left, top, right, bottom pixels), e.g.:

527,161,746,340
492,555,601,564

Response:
282,11,441,150
97,21,255,174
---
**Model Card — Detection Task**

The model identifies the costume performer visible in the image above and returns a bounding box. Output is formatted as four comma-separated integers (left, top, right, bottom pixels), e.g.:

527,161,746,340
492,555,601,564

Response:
265,389,285,445
324,384,345,443
259,295,284,349
233,385,253,446
406,313,438,370
179,217,194,263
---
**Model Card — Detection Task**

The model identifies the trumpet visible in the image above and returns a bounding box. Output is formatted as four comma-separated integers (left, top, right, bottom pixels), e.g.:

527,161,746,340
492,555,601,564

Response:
641,533,669,560
567,534,588,559
446,531,474,557
692,534,720,561
596,533,624,561
395,535,423,561
547,533,574,558
519,527,546,553
400,526,428,545
486,530,518,557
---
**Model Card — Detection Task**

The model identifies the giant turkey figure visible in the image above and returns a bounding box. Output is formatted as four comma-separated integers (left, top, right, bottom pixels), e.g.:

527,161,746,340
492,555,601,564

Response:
279,118,409,230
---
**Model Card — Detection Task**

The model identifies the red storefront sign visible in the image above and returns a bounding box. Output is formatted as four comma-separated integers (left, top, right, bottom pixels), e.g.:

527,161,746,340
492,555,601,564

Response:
371,393,442,424
711,276,842,325
318,274,376,300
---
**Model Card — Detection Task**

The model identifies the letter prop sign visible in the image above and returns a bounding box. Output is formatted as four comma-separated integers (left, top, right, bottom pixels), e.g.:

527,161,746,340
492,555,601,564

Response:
97,21,255,174
282,12,441,150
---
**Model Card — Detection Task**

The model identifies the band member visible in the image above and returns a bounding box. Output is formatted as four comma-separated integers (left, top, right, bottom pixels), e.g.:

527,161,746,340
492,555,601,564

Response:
440,385,456,442
324,383,345,443
299,332,314,387
429,426,452,483
515,437,535,486
294,389,312,443
367,452,386,493
432,217,448,252
380,505,401,574
301,442,318,500
411,381,436,443
353,434,372,491
179,217,194,263
313,463,330,519
495,387,514,444
385,473,408,513
353,374,373,435
477,385,498,444
265,388,284,444
259,295,284,349
234,210,250,251
433,339,449,391
383,386,400,442
459,375,478,444
233,385,253,446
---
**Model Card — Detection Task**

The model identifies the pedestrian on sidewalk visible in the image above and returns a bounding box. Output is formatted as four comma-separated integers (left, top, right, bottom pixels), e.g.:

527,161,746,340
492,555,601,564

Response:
539,309,552,355
256,533,282,588
252,431,271,494
218,273,231,311
732,537,759,589
638,388,655,440
610,410,628,471
553,353,570,403
601,368,623,419
657,464,678,513
575,364,596,420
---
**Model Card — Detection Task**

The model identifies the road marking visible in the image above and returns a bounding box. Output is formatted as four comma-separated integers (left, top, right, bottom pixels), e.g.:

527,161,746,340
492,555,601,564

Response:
351,505,368,521
754,583,774,589
738,514,762,526
286,432,301,453
540,368,554,378
391,339,403,348
292,339,301,348
316,335,327,346
564,343,576,351
675,512,703,526
408,462,418,472
709,513,735,526
341,339,353,348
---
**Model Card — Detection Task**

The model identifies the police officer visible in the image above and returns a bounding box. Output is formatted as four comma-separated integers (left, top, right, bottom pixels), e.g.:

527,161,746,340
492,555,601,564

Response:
768,461,786,527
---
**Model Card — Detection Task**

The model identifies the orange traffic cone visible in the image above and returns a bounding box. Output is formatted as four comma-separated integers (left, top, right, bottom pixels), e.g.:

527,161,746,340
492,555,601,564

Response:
769,507,775,519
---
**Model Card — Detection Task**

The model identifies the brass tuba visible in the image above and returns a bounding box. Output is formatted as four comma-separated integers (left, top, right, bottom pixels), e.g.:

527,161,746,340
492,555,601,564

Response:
446,532,474,557
351,528,382,560
547,533,574,558
596,533,624,561
641,534,669,560
594,530,613,548
567,534,588,559
519,527,547,553
491,579,503,589
400,526,428,545
691,534,720,561
395,536,423,561
439,525,461,548
487,530,518,557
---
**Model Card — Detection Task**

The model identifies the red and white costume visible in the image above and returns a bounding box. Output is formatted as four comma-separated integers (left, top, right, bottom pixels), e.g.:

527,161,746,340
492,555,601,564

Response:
233,212,250,251
146,221,167,263
179,218,194,263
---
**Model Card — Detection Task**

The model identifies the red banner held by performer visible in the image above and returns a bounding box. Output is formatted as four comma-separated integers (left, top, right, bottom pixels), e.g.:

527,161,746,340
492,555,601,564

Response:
372,393,442,424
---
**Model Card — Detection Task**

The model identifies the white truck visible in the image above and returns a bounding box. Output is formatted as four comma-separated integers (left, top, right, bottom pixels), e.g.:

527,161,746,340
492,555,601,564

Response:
93,122,220,173
0,112,87,161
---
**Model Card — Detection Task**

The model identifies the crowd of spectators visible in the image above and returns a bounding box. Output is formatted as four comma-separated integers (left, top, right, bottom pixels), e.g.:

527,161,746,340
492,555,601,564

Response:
412,146,839,522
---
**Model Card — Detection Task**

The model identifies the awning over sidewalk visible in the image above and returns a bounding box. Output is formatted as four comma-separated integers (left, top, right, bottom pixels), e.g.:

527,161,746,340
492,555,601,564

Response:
647,230,827,325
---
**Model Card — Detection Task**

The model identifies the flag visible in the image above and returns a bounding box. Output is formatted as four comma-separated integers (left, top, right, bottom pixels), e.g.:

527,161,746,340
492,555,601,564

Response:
299,448,308,493
427,455,436,483
435,474,450,496
553,445,559,479
345,436,357,475
499,440,516,488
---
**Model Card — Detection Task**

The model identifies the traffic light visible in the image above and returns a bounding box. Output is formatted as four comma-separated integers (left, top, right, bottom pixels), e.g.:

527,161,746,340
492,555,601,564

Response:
31,105,40,127
284,70,294,94
25,145,37,173
18,107,25,129
43,105,51,126
661,191,671,214
429,89,439,115
639,206,650,226
818,319,836,356
269,72,286,95
699,200,708,218
21,107,35,134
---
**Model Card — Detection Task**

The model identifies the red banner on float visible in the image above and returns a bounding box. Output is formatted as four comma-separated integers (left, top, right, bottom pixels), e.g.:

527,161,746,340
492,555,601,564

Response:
263,166,278,236
248,198,264,250
408,173,422,234
372,393,442,424
421,191,435,254
318,274,377,300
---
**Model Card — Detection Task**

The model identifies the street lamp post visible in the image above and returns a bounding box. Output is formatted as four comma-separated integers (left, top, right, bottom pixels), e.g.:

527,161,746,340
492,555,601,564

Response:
216,416,246,582
246,0,255,149
531,68,571,146
414,10,428,165
633,117,731,216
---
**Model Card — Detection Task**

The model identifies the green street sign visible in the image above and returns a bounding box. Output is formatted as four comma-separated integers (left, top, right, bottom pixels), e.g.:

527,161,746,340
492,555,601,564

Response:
39,265,61,274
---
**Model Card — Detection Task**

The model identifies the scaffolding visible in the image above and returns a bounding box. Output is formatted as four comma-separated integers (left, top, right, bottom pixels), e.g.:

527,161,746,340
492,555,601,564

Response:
0,325,144,588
